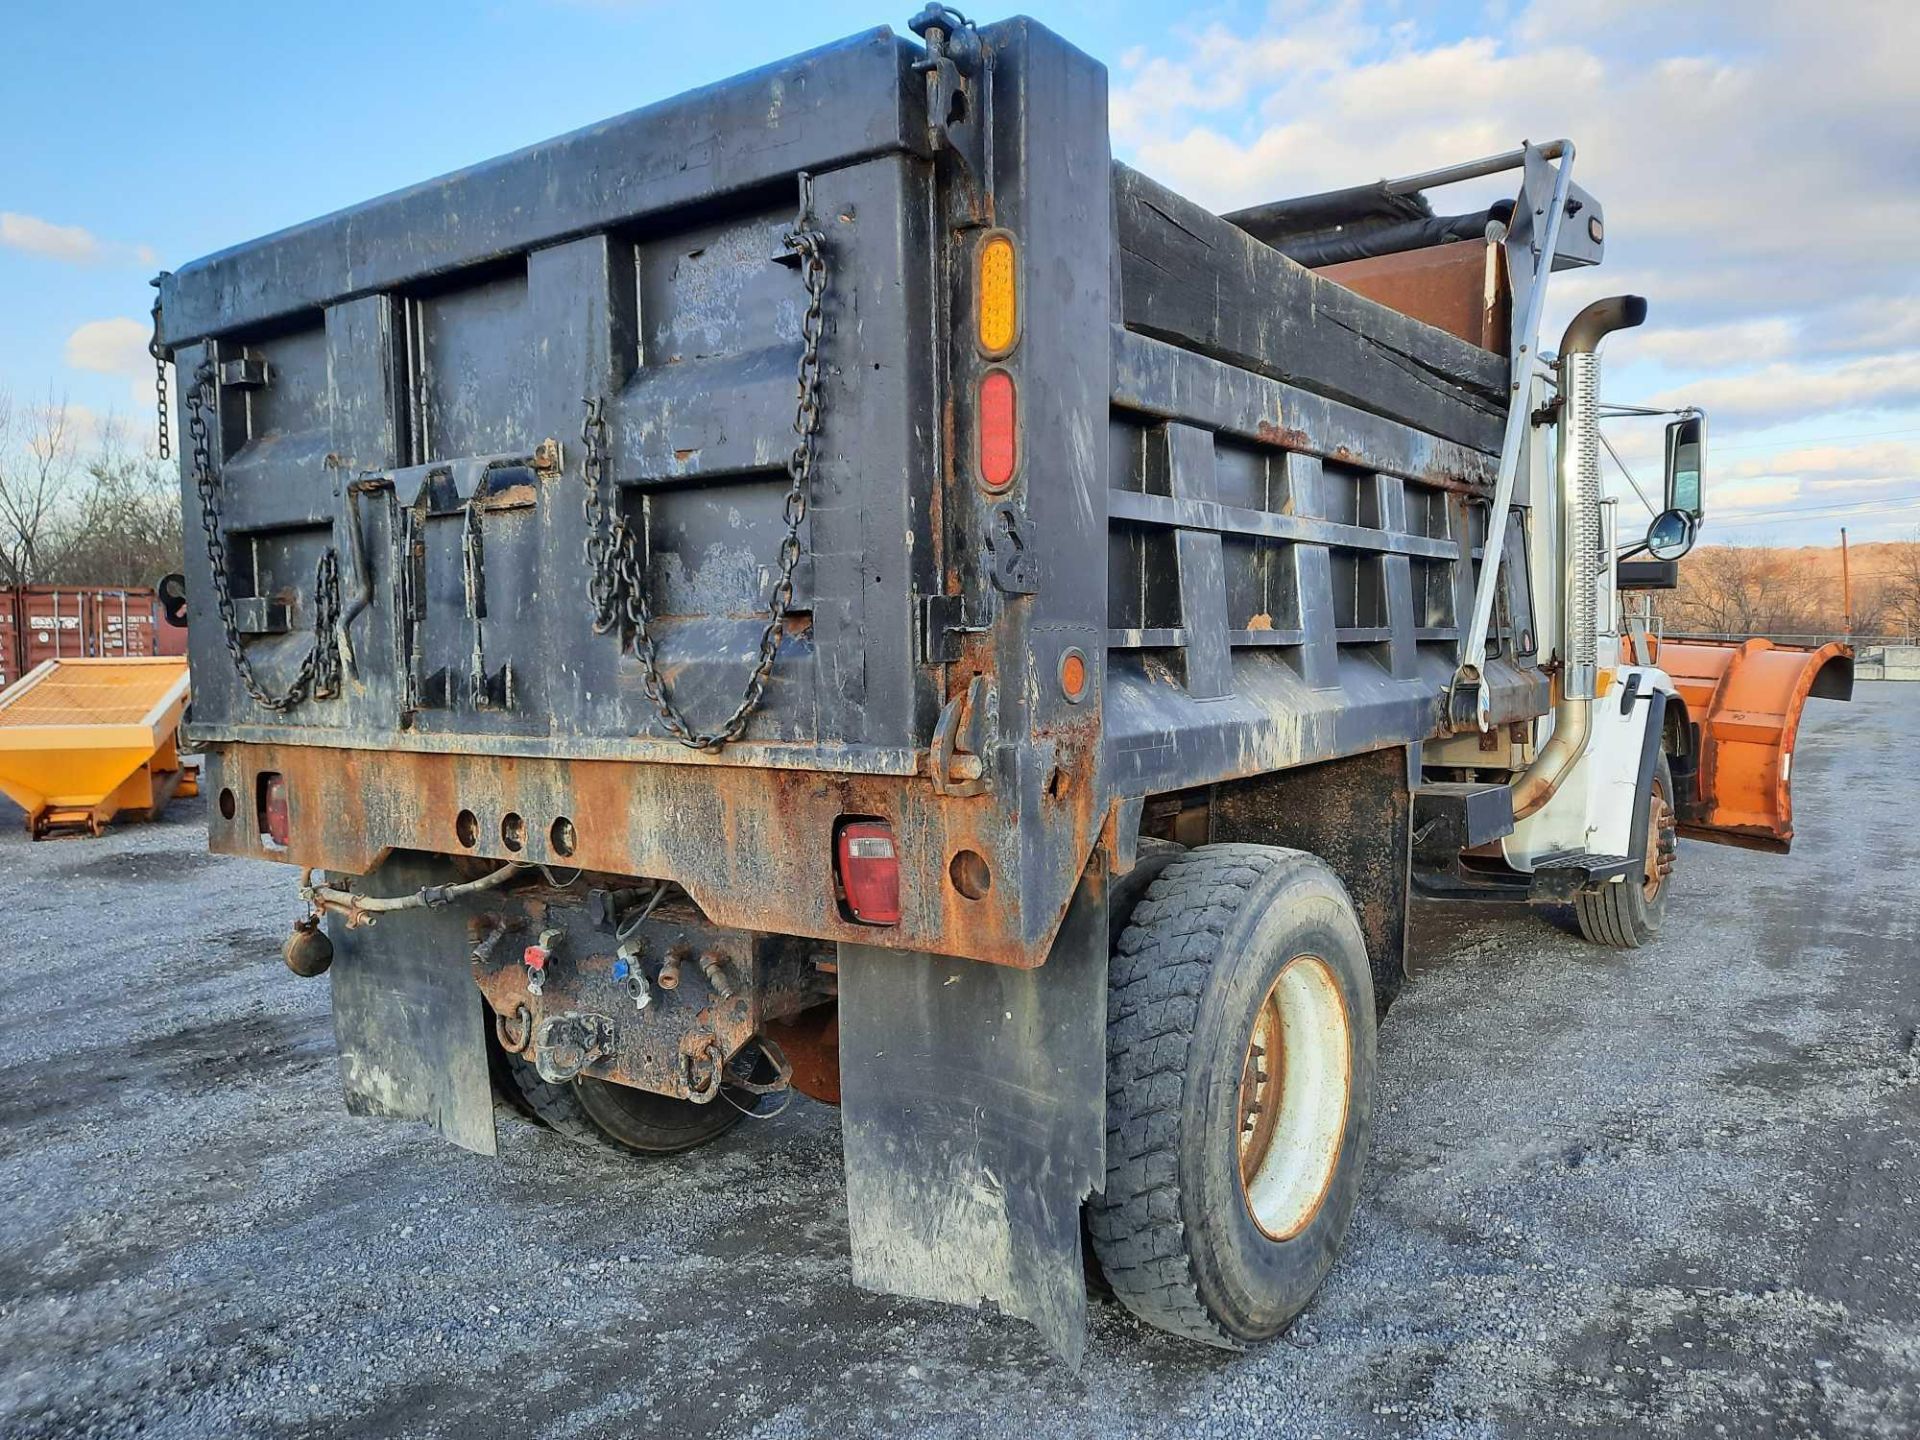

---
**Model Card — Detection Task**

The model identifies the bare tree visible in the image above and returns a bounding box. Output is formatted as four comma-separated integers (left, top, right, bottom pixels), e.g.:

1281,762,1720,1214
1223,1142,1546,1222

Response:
0,390,82,586
0,391,184,589
1660,544,1826,638
52,420,184,587
1885,532,1920,638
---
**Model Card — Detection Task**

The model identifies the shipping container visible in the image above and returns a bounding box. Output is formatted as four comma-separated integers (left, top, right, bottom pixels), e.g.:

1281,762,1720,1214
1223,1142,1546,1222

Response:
1,585,166,684
155,609,189,657
0,590,20,692
88,587,161,660
17,586,92,671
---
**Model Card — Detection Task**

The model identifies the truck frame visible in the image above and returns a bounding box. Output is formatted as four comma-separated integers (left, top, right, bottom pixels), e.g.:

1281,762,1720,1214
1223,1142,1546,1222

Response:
154,9,1849,1361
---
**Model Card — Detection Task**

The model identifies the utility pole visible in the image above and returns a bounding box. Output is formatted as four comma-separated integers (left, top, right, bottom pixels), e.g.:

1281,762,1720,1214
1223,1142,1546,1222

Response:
1840,527,1854,641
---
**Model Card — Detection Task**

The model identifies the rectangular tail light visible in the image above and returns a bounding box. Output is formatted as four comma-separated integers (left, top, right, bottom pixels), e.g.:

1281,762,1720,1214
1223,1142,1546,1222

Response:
835,818,901,925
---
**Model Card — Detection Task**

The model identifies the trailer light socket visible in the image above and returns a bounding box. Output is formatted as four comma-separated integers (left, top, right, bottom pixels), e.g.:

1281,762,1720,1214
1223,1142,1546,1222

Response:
835,817,902,926
257,772,290,850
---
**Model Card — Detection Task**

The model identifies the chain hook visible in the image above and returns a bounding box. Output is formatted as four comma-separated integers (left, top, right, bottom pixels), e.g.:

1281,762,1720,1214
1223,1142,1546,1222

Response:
579,172,830,751
184,358,343,712
148,278,172,460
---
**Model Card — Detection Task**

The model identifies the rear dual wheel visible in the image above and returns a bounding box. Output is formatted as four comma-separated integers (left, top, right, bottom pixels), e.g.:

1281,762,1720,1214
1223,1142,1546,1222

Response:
1089,843,1376,1347
496,1048,742,1156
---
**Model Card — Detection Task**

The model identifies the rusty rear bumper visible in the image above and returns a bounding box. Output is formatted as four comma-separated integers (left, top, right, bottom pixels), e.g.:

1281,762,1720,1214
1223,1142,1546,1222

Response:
199,741,1093,970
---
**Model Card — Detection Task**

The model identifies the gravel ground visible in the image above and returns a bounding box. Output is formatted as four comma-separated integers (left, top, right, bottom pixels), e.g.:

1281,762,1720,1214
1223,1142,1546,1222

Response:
0,683,1914,1439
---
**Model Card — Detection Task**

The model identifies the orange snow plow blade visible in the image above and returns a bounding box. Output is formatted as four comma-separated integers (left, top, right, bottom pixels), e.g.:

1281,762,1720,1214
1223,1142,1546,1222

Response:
1656,638,1852,853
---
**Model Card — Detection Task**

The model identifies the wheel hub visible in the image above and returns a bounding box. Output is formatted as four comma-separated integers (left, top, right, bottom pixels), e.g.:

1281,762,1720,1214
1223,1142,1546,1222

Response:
1236,954,1352,1242
1644,781,1676,901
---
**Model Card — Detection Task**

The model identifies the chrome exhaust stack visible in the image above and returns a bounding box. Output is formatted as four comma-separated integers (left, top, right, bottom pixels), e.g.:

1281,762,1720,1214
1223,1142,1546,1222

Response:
1557,296,1645,700
1511,295,1645,819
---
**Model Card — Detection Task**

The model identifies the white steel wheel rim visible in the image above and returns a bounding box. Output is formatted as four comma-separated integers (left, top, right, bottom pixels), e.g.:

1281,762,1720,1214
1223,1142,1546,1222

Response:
1238,954,1352,1242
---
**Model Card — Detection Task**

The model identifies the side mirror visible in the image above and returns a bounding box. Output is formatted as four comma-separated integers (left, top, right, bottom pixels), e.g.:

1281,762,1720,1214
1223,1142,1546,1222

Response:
1664,413,1706,520
1644,508,1696,561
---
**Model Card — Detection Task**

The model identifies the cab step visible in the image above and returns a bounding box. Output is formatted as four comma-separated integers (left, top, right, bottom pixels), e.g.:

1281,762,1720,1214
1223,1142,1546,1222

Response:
1529,852,1636,901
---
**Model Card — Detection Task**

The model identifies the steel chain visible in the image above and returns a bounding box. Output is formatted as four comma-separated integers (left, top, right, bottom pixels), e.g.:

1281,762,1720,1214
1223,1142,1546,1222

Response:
581,217,829,751
185,362,343,712
149,296,171,460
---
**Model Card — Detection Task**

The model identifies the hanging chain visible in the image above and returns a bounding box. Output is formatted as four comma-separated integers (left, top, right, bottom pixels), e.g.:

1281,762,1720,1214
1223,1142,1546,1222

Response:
149,292,172,460
581,194,830,751
185,361,342,712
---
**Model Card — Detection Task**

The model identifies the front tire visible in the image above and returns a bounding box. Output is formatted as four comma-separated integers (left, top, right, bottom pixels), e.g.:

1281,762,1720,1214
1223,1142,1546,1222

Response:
1574,752,1676,949
1089,843,1377,1348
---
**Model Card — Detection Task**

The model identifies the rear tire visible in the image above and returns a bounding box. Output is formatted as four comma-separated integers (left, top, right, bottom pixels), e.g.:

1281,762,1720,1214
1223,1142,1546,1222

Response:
1574,753,1675,950
1089,843,1377,1348
503,1053,741,1156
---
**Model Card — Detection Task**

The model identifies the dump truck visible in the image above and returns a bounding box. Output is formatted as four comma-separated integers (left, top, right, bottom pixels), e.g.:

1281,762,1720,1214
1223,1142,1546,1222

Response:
151,8,1851,1361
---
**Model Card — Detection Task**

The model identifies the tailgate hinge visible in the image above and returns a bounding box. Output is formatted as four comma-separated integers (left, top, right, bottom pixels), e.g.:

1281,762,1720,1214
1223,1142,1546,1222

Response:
930,673,992,796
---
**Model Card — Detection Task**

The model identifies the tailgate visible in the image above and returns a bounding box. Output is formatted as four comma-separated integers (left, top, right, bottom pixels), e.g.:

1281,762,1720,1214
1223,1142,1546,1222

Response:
158,27,939,764
156,19,1117,972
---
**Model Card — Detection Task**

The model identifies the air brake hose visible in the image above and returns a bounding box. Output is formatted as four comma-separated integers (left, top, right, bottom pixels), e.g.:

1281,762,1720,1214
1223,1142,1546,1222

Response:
301,861,528,927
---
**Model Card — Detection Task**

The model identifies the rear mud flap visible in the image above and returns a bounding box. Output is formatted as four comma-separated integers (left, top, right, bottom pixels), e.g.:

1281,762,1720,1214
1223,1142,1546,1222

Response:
328,855,497,1156
838,867,1107,1364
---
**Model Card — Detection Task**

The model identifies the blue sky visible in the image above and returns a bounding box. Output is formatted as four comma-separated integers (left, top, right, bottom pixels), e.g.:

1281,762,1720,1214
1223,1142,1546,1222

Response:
5,0,1916,546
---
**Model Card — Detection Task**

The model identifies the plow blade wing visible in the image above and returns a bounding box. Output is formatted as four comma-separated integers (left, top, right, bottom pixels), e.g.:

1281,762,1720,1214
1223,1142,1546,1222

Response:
1658,638,1852,852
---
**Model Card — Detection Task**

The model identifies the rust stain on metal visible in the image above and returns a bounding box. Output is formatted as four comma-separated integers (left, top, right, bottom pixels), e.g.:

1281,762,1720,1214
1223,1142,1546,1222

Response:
763,1005,840,1105
1255,421,1312,451
205,741,1075,969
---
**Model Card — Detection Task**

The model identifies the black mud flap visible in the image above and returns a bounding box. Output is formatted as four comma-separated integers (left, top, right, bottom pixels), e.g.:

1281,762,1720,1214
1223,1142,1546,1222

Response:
838,865,1106,1365
327,855,496,1156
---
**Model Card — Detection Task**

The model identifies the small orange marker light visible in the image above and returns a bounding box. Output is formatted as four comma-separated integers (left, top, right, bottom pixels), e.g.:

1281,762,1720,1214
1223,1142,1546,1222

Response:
1059,647,1089,703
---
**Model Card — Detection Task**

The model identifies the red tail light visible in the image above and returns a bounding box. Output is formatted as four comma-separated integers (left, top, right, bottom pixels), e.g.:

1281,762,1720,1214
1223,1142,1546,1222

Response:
836,819,901,925
978,369,1018,490
258,772,290,849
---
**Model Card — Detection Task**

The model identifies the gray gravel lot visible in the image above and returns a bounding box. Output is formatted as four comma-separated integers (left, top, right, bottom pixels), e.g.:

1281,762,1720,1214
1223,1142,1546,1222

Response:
1,683,1915,1439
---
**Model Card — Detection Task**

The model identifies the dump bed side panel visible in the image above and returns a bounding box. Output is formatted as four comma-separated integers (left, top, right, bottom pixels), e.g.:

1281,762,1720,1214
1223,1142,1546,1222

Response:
1102,174,1547,802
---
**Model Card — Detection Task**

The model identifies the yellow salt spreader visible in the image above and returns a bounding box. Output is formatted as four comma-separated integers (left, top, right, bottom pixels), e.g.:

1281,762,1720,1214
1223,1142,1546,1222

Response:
0,657,199,838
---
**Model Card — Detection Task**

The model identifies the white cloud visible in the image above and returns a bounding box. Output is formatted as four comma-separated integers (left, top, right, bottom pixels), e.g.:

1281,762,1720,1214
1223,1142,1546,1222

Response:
1652,354,1920,427
1724,440,1920,490
0,212,157,267
2,213,104,263
1715,478,1803,514
1111,0,1920,357
1634,319,1796,371
64,317,152,378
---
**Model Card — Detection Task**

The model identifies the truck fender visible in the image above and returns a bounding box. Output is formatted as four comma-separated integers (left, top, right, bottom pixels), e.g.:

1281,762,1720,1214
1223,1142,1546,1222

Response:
1623,683,1670,877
